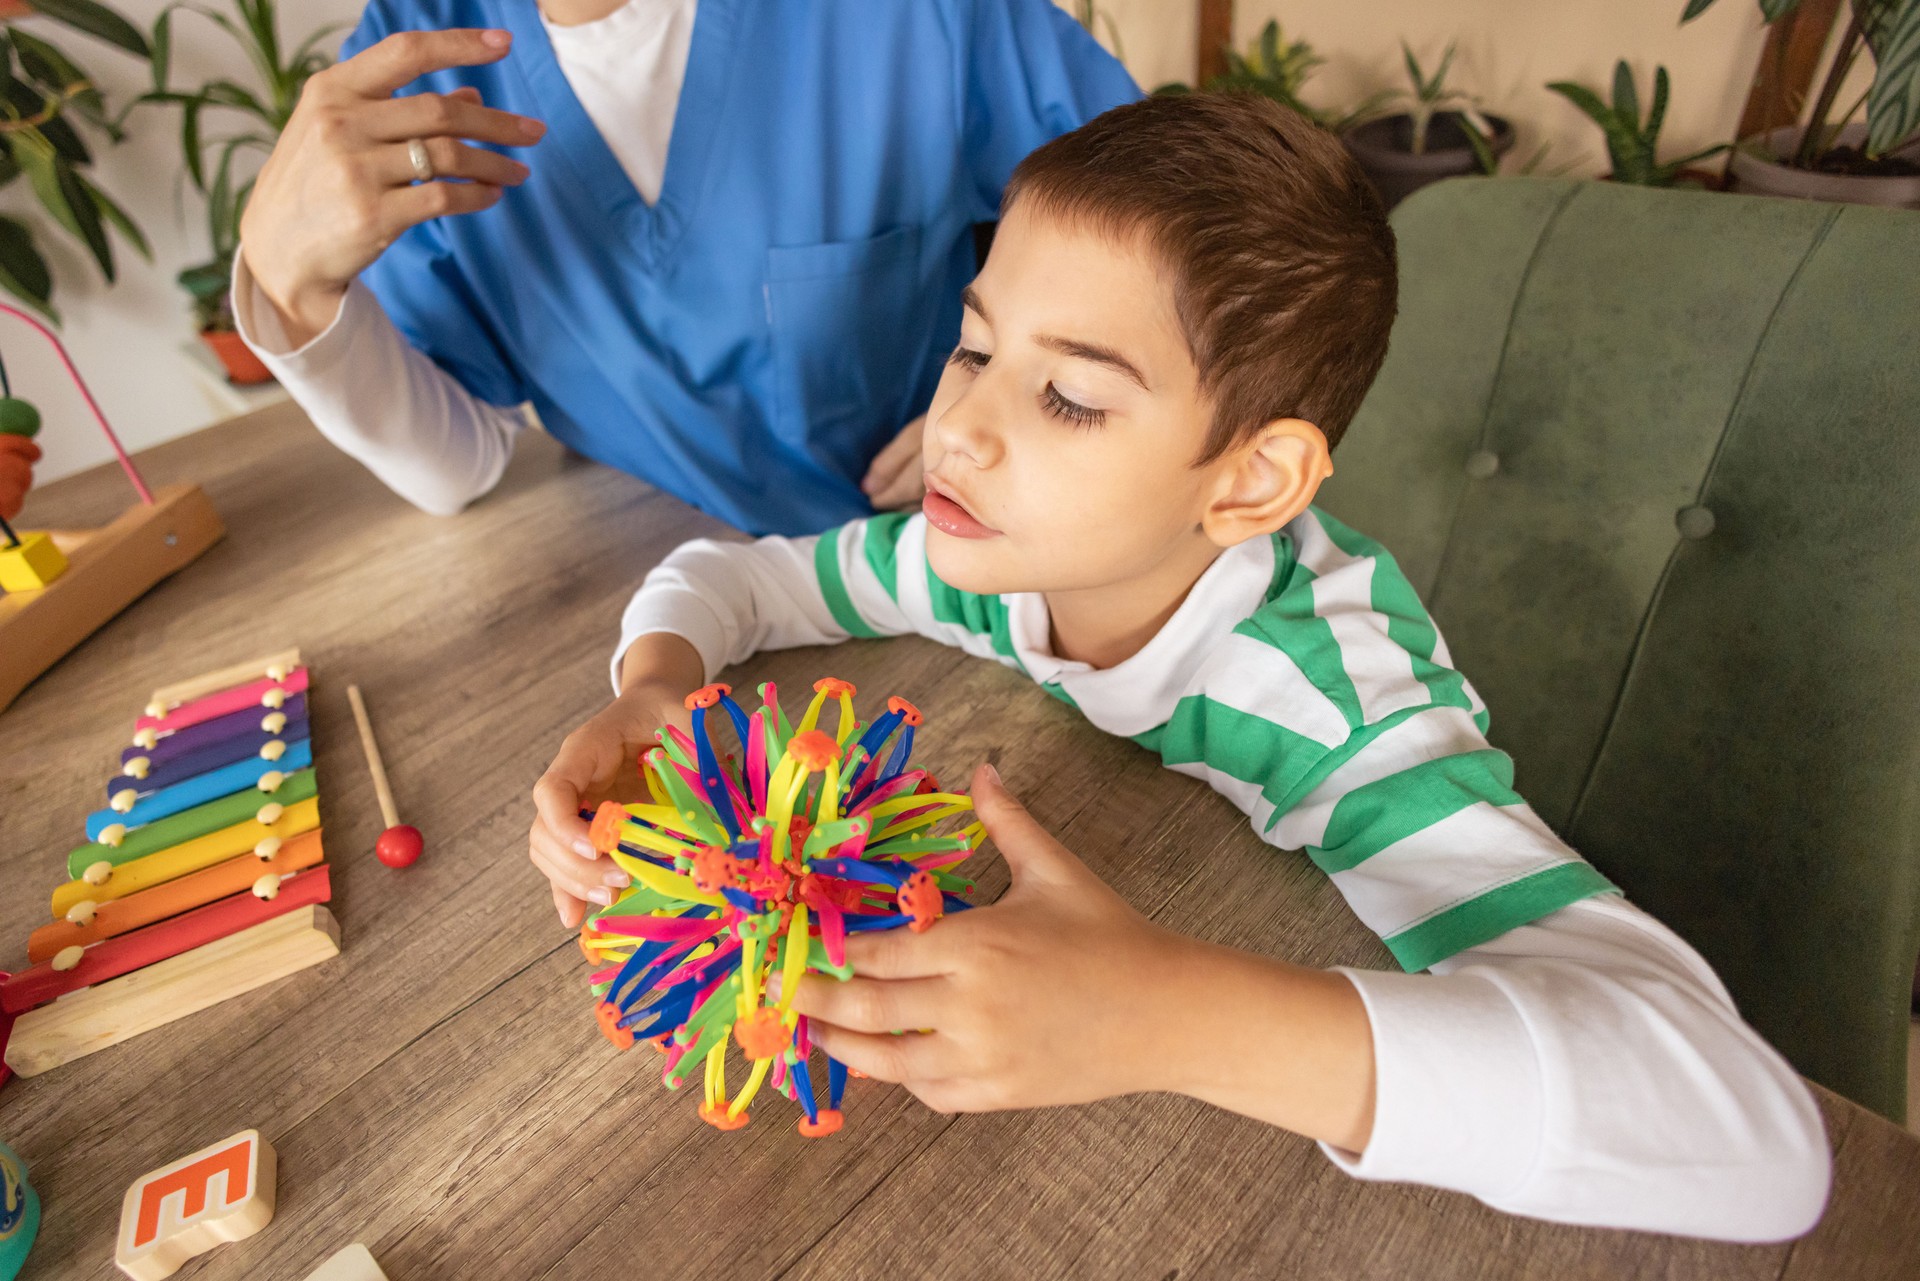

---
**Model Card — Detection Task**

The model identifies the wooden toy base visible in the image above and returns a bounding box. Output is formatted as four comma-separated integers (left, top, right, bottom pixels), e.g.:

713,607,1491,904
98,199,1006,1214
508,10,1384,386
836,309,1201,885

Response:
3,905,339,1077
0,483,224,713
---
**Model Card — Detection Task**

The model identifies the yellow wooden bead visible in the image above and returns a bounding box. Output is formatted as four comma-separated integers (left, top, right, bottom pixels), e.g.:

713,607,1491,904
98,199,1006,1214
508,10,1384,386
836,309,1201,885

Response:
83,860,113,886
260,739,287,762
51,945,84,972
261,711,287,734
98,823,127,847
0,530,67,591
132,728,159,749
255,802,285,825
110,788,139,813
266,664,289,681
146,700,168,719
123,757,150,779
253,835,282,860
251,873,282,900
256,770,285,793
261,688,287,709
65,900,97,925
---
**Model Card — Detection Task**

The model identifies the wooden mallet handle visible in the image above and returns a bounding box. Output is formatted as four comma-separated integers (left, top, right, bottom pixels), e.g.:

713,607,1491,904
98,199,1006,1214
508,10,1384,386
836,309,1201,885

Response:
346,684,400,830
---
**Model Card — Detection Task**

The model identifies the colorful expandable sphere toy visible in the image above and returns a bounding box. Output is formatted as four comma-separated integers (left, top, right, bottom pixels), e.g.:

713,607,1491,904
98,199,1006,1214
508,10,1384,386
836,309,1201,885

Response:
580,678,982,1137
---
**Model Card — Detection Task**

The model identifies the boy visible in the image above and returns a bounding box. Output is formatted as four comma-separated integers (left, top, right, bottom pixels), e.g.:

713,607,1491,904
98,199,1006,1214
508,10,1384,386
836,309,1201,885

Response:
529,95,1828,1240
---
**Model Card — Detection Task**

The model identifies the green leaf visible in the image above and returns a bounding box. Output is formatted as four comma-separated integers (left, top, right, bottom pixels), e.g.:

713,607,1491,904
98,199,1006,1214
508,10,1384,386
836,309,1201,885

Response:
1763,0,1803,19
1647,65,1671,143
1546,79,1616,127
9,132,111,279
0,213,56,321
1864,0,1920,153
1612,60,1639,126
150,8,172,91
175,258,227,298
1681,0,1720,19
37,112,91,165
180,95,203,188
1458,114,1500,174
1401,40,1423,95
1429,42,1457,100
87,176,148,260
10,26,91,96
23,0,151,59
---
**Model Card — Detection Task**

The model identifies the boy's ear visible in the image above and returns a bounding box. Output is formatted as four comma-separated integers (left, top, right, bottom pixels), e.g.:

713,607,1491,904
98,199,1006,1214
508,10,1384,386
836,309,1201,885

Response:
1200,418,1333,547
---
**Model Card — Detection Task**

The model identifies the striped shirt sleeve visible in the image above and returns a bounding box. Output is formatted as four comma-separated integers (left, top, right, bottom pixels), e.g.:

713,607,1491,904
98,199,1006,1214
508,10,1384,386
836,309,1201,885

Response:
1157,508,1614,971
612,512,1008,688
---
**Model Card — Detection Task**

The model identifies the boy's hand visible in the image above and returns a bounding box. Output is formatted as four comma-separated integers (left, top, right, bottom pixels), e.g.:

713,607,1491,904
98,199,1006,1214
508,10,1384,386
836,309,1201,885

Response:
861,413,927,510
529,680,692,928
779,762,1187,1111
781,762,1378,1149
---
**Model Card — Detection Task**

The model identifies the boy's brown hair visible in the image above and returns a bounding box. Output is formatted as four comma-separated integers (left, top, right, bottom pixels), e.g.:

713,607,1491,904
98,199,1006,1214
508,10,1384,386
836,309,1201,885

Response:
1003,92,1397,459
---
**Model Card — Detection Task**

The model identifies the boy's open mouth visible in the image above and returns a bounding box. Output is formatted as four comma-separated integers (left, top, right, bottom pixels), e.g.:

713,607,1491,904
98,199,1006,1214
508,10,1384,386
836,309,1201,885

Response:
922,473,1003,539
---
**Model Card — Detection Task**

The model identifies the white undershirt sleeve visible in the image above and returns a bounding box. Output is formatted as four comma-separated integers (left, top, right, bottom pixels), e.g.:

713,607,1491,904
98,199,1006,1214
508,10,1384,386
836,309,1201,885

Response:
231,252,525,516
1325,893,1831,1241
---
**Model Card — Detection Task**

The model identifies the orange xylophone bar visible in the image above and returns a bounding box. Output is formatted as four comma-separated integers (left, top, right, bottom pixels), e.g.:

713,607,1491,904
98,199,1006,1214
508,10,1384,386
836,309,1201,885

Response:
2,865,332,1015
26,829,325,964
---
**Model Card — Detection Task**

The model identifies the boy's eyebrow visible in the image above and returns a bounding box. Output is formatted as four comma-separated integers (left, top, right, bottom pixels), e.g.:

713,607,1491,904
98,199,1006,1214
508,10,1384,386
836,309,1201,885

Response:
1037,336,1150,391
962,285,1150,391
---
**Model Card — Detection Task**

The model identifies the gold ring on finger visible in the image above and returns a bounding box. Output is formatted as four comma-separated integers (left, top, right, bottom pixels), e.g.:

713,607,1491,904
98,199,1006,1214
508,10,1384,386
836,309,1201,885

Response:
407,138,434,183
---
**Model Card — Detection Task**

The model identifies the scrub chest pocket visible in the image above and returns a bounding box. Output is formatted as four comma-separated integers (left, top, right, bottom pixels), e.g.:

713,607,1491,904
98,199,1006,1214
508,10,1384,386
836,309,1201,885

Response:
765,225,930,455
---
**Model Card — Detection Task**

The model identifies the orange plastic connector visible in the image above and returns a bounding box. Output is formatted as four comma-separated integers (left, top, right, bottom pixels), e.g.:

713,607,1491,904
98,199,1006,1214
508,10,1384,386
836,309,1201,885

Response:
699,1103,750,1131
690,845,745,892
898,869,943,933
588,801,628,855
813,677,856,698
734,1007,791,1061
886,695,924,727
578,929,598,962
595,1000,634,1050
798,1109,844,1138
787,730,840,771
684,683,732,711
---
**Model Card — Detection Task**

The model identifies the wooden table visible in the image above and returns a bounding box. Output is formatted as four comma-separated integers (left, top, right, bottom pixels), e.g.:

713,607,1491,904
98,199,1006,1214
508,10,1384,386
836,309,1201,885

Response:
3,404,1917,1280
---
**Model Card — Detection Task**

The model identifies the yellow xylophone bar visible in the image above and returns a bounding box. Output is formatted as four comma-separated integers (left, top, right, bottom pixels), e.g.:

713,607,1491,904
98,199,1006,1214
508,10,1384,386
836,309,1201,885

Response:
51,796,320,918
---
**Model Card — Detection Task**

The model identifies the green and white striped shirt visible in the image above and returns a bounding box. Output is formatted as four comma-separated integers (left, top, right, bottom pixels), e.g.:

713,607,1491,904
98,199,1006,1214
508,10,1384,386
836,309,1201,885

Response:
616,505,1614,971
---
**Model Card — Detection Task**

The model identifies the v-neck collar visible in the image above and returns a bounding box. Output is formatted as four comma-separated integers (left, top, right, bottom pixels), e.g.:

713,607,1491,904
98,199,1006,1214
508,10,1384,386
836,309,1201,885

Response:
493,0,740,268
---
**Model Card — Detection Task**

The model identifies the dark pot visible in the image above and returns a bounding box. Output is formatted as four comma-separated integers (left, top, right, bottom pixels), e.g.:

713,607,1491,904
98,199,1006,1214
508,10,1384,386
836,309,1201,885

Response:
1343,112,1515,209
1728,124,1920,209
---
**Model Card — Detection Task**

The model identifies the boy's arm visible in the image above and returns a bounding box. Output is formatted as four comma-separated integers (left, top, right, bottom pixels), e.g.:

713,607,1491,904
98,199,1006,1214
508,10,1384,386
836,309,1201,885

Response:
611,515,923,692
1310,894,1830,1241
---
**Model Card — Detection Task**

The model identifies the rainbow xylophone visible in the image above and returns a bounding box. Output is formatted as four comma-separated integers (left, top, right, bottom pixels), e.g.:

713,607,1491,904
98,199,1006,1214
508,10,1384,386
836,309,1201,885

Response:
2,649,341,1078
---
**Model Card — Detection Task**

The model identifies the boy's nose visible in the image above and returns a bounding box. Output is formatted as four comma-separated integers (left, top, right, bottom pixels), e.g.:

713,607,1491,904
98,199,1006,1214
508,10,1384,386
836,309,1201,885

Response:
932,380,1005,469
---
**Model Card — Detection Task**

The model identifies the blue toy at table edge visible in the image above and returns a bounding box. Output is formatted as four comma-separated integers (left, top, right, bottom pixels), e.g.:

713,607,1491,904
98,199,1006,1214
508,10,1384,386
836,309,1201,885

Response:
0,1138,39,1281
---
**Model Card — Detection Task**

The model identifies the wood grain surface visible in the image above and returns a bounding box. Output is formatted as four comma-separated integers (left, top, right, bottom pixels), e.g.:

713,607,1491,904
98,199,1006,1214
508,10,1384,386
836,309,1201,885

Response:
1,403,1915,1280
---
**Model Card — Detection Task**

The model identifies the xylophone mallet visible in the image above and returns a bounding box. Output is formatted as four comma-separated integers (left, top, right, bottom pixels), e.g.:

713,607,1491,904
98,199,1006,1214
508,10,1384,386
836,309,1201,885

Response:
345,685,423,869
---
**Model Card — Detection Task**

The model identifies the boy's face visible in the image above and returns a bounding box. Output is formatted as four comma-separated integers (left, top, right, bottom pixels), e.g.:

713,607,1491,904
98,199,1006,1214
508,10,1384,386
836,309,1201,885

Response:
919,203,1228,597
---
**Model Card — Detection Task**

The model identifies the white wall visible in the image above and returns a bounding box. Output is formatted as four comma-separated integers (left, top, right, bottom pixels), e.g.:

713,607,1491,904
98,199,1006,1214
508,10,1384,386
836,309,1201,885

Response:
10,0,363,487
1069,0,1778,177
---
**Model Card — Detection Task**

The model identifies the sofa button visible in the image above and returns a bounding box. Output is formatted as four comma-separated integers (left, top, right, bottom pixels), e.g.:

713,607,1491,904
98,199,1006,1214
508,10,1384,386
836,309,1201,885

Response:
1464,450,1500,480
1676,505,1716,540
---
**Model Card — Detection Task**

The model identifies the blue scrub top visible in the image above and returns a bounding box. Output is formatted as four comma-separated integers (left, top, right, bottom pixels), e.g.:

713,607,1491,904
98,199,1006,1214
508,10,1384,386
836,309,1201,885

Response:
343,0,1139,535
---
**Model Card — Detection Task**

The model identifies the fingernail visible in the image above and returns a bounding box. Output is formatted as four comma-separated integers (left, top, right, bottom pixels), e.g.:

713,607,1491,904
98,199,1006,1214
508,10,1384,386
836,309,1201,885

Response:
519,117,547,140
860,477,876,494
482,29,511,48
765,975,784,1001
572,839,596,860
590,887,615,906
983,762,1001,786
604,871,631,888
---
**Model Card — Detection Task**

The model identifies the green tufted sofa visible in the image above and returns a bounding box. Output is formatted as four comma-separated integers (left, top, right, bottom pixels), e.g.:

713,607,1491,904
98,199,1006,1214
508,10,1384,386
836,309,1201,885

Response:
1318,177,1920,1122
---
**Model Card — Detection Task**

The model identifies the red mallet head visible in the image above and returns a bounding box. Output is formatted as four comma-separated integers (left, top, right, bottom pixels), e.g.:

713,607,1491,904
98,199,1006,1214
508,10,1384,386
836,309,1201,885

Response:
375,824,424,868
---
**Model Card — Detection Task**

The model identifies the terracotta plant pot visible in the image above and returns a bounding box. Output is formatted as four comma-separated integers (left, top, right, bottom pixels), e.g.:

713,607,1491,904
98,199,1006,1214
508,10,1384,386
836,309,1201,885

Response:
1343,113,1514,209
1728,124,1920,209
199,328,275,386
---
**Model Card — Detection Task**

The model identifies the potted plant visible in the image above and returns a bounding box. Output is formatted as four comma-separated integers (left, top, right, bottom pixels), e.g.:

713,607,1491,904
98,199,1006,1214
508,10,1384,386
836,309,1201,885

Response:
135,0,342,384
0,0,150,322
1343,41,1515,208
1547,62,1730,185
1156,20,1383,133
1686,0,1920,208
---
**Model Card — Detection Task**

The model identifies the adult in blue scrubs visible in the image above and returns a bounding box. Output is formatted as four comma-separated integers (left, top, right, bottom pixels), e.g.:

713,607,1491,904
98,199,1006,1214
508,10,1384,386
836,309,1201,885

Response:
238,1,1138,536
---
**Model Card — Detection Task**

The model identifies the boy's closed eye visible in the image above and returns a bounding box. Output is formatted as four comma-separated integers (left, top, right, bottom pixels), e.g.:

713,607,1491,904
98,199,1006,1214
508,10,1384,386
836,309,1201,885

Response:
946,344,1110,429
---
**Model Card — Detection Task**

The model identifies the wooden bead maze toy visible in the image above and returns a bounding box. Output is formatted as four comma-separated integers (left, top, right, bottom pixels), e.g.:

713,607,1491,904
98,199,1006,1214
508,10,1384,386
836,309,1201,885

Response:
0,302,223,713
581,677,985,1136
1,650,340,1078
